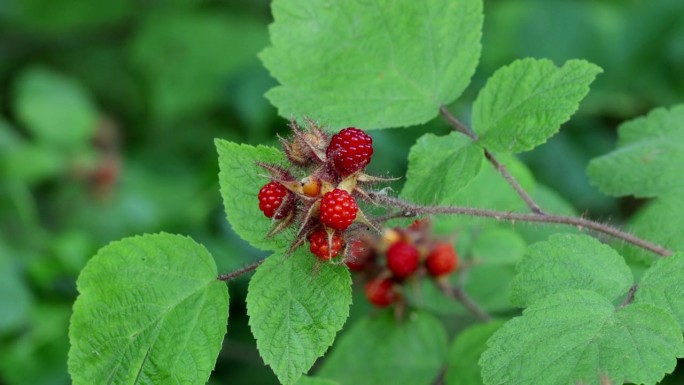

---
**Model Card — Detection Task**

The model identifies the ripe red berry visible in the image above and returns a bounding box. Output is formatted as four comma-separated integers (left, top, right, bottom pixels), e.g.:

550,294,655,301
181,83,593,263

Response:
258,181,291,219
346,239,373,271
326,127,373,176
425,243,458,277
386,240,419,279
320,188,358,230
365,278,396,308
308,228,344,260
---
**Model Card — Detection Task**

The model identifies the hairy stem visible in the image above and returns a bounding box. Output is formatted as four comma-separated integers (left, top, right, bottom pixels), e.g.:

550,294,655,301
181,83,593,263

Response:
437,280,492,322
217,259,265,281
617,284,638,310
370,193,672,257
438,106,545,215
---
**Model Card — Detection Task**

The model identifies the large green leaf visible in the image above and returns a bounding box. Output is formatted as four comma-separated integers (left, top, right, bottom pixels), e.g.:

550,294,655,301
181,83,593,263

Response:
68,233,229,385
247,250,352,385
295,377,339,385
401,132,484,204
261,0,483,129
635,253,684,332
472,58,602,153
509,234,633,307
216,139,293,251
587,104,684,198
481,290,684,385
445,321,505,385
318,311,447,385
14,67,98,147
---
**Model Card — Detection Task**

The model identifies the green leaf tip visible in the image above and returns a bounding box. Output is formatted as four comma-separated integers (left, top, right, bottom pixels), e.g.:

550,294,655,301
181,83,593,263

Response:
473,58,602,153
261,0,484,129
68,232,229,385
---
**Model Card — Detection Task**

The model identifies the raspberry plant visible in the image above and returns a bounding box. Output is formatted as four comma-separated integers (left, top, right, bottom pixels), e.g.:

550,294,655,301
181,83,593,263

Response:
67,1,684,385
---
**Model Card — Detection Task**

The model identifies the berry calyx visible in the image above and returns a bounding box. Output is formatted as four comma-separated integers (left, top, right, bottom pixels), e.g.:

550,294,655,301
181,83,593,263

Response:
320,188,358,230
425,243,458,277
326,127,373,176
258,181,291,219
386,240,420,279
308,228,344,260
346,239,373,271
365,278,396,308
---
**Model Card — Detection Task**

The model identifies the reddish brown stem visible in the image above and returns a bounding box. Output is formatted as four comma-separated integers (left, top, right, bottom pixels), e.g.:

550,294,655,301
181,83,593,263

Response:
217,259,265,281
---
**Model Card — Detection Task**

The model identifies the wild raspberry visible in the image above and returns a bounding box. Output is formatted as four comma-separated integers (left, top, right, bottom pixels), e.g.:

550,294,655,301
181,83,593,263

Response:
308,228,344,261
386,240,419,279
426,243,458,277
365,278,396,308
320,188,358,230
258,181,291,219
346,239,373,271
326,127,373,176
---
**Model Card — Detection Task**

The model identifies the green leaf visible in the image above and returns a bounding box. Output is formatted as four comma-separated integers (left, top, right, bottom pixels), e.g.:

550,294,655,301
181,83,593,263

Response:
261,0,483,129
635,253,684,332
14,67,98,147
445,321,505,385
247,250,352,385
401,132,484,204
318,311,447,385
216,139,293,251
625,195,684,263
473,58,602,153
130,13,268,121
68,233,229,385
587,104,684,198
510,234,633,307
481,290,684,385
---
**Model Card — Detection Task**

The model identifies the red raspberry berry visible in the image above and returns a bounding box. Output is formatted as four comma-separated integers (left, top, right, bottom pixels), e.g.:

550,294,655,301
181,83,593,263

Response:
326,127,373,176
386,240,419,279
320,189,358,230
365,278,396,308
258,181,291,219
346,239,373,271
308,228,344,260
426,243,458,277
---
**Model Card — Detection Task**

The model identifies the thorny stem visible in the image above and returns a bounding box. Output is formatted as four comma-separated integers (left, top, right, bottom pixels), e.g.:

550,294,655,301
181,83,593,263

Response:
617,284,638,311
217,259,265,281
436,280,493,322
438,106,545,215
370,193,672,257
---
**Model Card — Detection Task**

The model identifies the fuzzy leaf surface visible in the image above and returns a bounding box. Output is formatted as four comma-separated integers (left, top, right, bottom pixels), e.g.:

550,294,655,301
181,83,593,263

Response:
473,58,602,153
401,132,484,204
481,290,684,385
635,253,684,332
261,0,483,129
588,104,684,198
445,321,505,385
68,233,229,385
509,234,633,307
216,139,293,251
247,250,352,385
318,311,447,385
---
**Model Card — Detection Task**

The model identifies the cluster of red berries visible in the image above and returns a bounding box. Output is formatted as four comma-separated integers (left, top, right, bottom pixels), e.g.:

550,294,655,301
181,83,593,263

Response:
347,220,459,308
256,121,379,260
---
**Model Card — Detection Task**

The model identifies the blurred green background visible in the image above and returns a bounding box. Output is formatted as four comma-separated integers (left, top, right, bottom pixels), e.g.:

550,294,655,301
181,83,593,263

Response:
0,0,683,384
